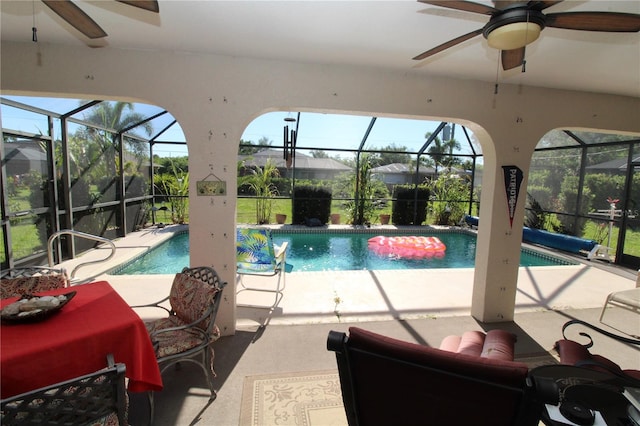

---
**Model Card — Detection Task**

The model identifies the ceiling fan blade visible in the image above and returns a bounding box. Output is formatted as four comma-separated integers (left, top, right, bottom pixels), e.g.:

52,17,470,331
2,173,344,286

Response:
116,1,160,13
501,48,525,70
418,1,497,16
545,12,640,32
413,28,483,60
42,0,107,39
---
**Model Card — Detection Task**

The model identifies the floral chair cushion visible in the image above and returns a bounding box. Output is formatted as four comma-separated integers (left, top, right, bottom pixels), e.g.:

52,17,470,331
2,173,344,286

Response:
143,272,221,360
86,412,123,426
169,272,219,332
144,316,221,358
1,275,68,299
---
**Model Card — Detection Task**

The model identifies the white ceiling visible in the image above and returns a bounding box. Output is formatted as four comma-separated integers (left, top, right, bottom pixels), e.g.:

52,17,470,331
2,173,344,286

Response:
2,1,639,97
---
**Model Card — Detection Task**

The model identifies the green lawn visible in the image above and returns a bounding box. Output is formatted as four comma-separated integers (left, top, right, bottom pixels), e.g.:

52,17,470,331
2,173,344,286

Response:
0,223,46,262
236,198,392,224
4,195,639,263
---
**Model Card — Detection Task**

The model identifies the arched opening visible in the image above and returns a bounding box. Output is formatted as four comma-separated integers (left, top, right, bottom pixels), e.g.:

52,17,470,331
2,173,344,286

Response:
237,111,484,227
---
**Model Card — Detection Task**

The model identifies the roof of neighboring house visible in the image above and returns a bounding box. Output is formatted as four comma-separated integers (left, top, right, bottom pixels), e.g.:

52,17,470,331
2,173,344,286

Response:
586,155,640,171
239,149,352,172
372,163,435,174
4,143,47,162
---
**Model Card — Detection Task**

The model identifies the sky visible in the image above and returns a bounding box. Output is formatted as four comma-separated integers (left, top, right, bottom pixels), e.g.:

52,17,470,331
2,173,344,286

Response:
1,95,480,159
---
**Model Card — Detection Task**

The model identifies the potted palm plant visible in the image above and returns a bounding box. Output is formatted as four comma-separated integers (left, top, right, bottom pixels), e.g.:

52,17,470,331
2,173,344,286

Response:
239,159,280,224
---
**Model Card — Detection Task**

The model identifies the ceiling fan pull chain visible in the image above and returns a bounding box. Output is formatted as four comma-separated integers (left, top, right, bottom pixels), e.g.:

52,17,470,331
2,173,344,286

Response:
31,0,38,42
494,50,500,94
520,12,531,73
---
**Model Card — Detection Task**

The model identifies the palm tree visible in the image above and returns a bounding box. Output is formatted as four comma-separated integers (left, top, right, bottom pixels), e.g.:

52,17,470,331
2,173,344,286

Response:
425,132,461,169
84,102,153,136
79,102,154,191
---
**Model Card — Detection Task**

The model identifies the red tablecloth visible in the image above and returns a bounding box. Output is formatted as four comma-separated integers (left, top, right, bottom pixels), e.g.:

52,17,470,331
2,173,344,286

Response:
1,281,162,398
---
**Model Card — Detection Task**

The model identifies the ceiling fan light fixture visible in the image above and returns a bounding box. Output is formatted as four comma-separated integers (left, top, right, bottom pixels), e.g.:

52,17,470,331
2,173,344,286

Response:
486,22,541,50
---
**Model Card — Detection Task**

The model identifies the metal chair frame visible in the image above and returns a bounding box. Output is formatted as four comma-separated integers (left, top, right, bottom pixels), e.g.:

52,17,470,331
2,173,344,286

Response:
1,354,127,426
132,266,226,424
236,228,288,308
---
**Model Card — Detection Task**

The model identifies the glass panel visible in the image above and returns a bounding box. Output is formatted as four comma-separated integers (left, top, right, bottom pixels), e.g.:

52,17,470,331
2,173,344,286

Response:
570,130,637,145
3,95,93,115
3,136,51,210
622,143,640,261
73,206,120,249
584,144,628,215
529,147,581,213
10,213,50,261
123,136,151,199
0,226,5,266
126,200,151,232
0,103,51,136
66,122,118,207
242,112,374,154
152,142,188,158
151,120,185,143
363,117,441,153
537,129,580,149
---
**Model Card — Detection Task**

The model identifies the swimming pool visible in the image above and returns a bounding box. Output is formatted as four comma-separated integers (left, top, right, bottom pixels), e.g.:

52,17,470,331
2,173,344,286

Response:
110,229,576,275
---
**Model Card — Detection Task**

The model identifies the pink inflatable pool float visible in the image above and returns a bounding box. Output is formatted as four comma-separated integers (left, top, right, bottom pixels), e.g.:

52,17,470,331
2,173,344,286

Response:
367,235,446,259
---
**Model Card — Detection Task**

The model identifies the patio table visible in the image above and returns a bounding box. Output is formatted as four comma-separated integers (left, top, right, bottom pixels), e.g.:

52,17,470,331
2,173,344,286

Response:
0,280,163,398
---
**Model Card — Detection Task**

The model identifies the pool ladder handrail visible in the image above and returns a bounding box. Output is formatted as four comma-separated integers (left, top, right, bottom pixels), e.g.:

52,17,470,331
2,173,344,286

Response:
48,230,116,281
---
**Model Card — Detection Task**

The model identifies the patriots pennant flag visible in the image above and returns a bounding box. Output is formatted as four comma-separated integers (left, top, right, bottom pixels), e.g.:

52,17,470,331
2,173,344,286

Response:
502,165,523,228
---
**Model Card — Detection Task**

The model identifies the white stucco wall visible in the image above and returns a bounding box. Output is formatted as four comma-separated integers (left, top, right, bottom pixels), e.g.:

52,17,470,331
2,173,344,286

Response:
2,41,639,332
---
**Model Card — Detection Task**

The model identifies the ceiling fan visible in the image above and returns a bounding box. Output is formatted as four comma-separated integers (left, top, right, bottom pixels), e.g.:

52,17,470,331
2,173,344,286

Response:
41,0,159,40
413,1,640,70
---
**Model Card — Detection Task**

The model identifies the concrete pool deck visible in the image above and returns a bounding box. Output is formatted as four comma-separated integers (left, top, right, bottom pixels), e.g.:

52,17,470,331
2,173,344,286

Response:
56,224,638,330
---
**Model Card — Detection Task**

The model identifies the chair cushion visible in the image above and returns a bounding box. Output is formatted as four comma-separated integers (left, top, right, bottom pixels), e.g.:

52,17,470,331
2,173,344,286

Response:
1,275,68,299
439,330,516,361
86,412,121,426
144,316,221,358
456,331,486,357
169,272,219,331
481,330,517,361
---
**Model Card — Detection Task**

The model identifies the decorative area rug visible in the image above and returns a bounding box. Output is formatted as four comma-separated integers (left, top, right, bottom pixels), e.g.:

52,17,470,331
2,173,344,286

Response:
240,353,558,425
516,351,560,368
239,370,346,426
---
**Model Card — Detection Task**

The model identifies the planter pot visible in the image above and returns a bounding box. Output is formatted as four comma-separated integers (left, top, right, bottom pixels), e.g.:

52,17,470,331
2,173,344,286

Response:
276,213,287,224
330,213,341,225
379,214,391,225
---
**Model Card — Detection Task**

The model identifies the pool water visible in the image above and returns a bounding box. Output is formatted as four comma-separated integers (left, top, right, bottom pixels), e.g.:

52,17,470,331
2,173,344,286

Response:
111,231,575,275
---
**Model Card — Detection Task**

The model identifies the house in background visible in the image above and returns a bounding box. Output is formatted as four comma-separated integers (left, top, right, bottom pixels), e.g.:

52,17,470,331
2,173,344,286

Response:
3,142,47,177
586,156,640,174
371,163,474,191
238,149,352,181
371,163,434,189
